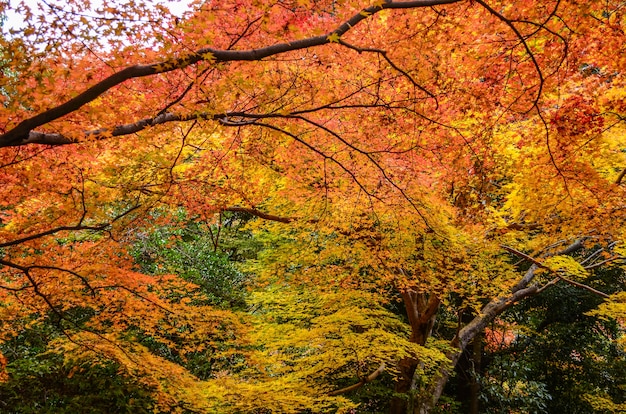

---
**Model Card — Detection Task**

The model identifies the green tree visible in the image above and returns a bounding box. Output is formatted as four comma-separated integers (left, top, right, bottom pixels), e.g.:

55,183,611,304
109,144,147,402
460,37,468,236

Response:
131,214,251,309
478,268,626,413
0,316,156,413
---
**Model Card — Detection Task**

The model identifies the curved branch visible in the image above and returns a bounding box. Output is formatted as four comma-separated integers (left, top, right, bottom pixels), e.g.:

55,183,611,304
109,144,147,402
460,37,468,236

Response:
474,0,546,111
292,114,434,228
223,206,294,223
0,258,136,360
0,0,460,148
250,121,380,200
0,224,108,248
0,204,140,248
328,362,386,396
338,39,437,103
553,273,610,298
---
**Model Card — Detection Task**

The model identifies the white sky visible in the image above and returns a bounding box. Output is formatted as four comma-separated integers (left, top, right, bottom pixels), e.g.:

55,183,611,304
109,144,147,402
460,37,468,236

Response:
3,0,192,31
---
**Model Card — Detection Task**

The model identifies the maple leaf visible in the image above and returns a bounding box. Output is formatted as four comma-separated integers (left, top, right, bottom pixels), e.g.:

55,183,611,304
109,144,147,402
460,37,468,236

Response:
326,32,341,43
153,61,175,73
201,51,216,64
372,0,387,9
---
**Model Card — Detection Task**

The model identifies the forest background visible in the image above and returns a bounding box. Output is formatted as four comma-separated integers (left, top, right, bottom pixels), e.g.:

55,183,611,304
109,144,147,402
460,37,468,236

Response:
0,0,625,413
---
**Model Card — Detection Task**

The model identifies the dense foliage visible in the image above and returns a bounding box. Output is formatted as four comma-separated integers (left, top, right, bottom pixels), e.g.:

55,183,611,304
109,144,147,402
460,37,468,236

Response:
1,0,625,413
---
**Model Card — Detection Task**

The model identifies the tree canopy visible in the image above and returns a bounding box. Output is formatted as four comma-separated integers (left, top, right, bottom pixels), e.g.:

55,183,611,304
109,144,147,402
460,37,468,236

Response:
1,0,625,413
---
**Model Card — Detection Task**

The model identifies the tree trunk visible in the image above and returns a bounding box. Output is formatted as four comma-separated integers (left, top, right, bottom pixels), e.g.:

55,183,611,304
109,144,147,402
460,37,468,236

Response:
390,242,585,414
389,290,440,414
456,332,482,414
391,271,543,414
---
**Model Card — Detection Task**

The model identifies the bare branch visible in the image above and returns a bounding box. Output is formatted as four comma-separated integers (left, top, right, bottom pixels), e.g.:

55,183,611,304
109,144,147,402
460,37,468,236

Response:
553,273,610,298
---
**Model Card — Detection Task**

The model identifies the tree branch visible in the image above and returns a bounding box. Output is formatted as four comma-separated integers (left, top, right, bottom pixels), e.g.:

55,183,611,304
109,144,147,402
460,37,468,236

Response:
328,362,386,396
0,0,460,148
420,283,540,413
615,168,626,185
223,207,293,223
474,0,545,111
504,239,586,293
0,204,140,248
420,236,602,411
0,224,109,248
553,273,610,298
9,112,212,146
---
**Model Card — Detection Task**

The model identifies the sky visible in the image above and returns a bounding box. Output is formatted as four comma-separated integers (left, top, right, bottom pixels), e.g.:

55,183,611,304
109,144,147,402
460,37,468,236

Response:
3,0,192,31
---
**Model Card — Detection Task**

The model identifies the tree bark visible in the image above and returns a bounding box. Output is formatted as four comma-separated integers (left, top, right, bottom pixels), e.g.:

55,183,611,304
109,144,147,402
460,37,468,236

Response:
455,319,482,414
389,290,440,414
469,335,482,414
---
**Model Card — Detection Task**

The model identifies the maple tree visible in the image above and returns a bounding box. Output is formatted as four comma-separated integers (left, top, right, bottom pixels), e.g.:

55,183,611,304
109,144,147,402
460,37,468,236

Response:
1,0,626,413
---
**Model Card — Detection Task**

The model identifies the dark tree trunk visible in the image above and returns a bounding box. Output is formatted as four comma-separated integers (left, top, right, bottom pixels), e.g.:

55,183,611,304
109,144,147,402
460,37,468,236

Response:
389,242,584,414
390,271,542,414
456,332,482,414
389,290,440,414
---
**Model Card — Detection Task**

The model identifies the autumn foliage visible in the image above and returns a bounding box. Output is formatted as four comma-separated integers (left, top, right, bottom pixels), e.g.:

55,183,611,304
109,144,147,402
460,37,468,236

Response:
1,0,626,412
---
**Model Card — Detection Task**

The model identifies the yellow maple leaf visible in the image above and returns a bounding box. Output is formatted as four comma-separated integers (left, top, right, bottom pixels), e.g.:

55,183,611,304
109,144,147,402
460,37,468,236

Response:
326,32,341,43
153,61,174,73
543,255,589,280
372,0,386,9
201,51,216,64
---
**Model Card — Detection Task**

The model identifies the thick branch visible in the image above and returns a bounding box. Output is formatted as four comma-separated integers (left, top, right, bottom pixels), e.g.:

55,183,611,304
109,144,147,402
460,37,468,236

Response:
0,0,460,148
419,237,606,410
456,285,538,350
12,112,207,146
450,238,603,355
223,207,293,223
328,362,386,396
411,237,598,413
0,224,109,248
